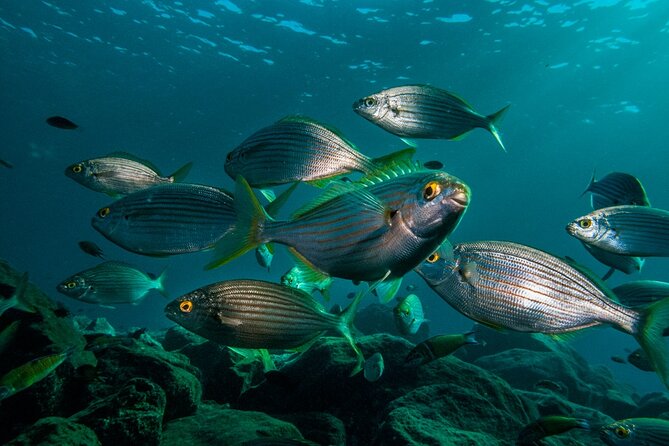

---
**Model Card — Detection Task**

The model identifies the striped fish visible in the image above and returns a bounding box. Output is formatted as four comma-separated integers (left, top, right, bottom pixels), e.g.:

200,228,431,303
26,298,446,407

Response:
393,294,425,335
414,240,669,388
567,205,669,256
581,242,644,280
224,115,414,188
600,418,669,445
353,84,509,151
584,171,650,210
92,183,236,256
518,416,590,445
405,331,478,366
613,281,669,309
65,152,192,197
57,261,167,305
207,170,469,290
164,279,365,374
0,350,71,401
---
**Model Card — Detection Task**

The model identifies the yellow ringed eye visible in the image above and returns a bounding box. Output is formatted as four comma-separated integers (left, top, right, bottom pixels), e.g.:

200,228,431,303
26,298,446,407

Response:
427,253,440,263
423,181,442,201
364,97,376,107
614,426,630,438
578,219,592,229
180,300,193,313
66,281,76,289
97,207,110,218
72,164,83,173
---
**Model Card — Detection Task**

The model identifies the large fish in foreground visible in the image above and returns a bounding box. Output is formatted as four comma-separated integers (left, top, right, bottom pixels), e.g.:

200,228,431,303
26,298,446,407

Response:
224,115,414,188
353,84,509,151
600,418,669,445
165,279,365,374
567,205,669,257
65,152,192,197
414,240,669,388
207,166,470,291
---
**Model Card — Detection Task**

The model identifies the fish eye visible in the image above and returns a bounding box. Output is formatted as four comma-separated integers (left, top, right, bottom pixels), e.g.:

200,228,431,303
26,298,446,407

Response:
66,281,76,289
97,207,110,218
179,300,193,313
614,426,630,438
427,253,440,263
226,152,233,162
423,181,442,201
578,218,593,229
71,164,83,173
364,97,377,107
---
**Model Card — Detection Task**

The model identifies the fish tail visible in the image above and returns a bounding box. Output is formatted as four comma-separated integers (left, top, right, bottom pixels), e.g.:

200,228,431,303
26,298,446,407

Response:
371,277,403,304
340,289,367,376
1,272,34,315
486,104,510,152
463,331,479,345
169,161,193,183
206,176,267,270
635,297,669,389
369,147,416,172
155,267,169,298
580,168,596,197
264,182,299,218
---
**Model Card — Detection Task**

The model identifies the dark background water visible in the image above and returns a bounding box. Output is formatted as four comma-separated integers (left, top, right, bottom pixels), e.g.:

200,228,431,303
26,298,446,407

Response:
1,0,668,394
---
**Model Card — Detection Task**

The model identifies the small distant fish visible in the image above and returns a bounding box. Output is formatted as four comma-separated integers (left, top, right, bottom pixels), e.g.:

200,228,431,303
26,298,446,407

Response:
78,241,105,259
224,115,414,188
567,206,669,257
612,281,669,309
0,159,13,169
627,348,654,372
533,379,564,393
65,152,192,197
600,417,669,445
423,160,444,170
581,242,644,280
584,171,650,210
0,349,71,401
611,355,627,364
255,243,274,271
56,261,167,305
405,331,478,366
353,84,510,151
46,115,78,130
0,273,32,318
517,416,590,445
281,258,333,300
165,280,366,375
0,321,20,355
393,294,425,335
405,284,416,292
363,352,384,382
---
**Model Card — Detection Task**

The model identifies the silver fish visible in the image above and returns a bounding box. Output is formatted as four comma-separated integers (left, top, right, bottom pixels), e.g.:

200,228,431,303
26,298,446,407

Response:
584,171,650,210
353,84,509,151
581,242,644,280
224,115,414,188
57,261,167,305
65,152,192,196
567,205,669,256
165,280,365,374
363,352,384,382
92,184,235,256
613,280,669,309
255,243,274,271
414,240,669,388
393,294,425,335
281,257,333,300
600,418,669,445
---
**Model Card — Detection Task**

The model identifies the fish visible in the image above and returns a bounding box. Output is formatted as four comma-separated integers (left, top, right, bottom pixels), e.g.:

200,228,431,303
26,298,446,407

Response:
56,261,167,305
612,281,669,309
281,256,333,300
165,280,366,375
393,294,425,335
0,159,13,169
65,152,192,197
423,160,444,170
533,380,564,393
611,355,627,364
92,184,236,257
414,240,669,388
78,240,105,259
581,242,644,280
224,115,415,188
584,171,650,210
0,321,20,355
46,116,78,129
353,84,509,151
363,352,384,382
567,205,669,257
207,166,470,299
255,243,274,271
0,349,71,401
517,416,590,445
628,348,654,372
600,418,669,445
405,331,478,366
0,273,32,318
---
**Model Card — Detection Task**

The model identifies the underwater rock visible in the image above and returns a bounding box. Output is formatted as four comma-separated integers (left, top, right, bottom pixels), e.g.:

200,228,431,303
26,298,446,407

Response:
161,402,304,446
355,303,429,342
84,317,115,336
276,412,347,446
634,392,669,419
162,325,206,351
6,416,101,446
71,378,166,446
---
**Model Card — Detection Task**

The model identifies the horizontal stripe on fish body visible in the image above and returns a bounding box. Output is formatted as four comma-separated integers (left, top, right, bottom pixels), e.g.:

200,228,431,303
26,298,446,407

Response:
92,184,235,256
585,171,650,209
600,418,669,445
166,280,344,349
568,206,669,257
613,281,669,308
415,241,640,334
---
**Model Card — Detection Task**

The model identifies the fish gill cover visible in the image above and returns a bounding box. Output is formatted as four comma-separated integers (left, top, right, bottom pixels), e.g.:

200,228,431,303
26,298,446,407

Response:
1,0,669,445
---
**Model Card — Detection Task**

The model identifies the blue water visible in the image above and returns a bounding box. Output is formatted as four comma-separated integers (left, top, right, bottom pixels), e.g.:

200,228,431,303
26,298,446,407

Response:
1,0,669,395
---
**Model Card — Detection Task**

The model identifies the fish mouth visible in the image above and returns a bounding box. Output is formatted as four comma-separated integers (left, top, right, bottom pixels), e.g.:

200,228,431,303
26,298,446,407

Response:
565,222,578,236
449,190,469,208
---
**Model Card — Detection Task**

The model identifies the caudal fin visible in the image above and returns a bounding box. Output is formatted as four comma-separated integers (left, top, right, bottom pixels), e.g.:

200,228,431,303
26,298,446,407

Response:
169,162,193,183
155,267,169,298
486,104,510,152
206,176,267,270
635,297,669,389
340,289,367,376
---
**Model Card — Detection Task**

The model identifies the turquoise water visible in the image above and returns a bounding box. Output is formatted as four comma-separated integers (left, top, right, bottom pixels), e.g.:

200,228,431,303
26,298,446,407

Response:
1,0,669,396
